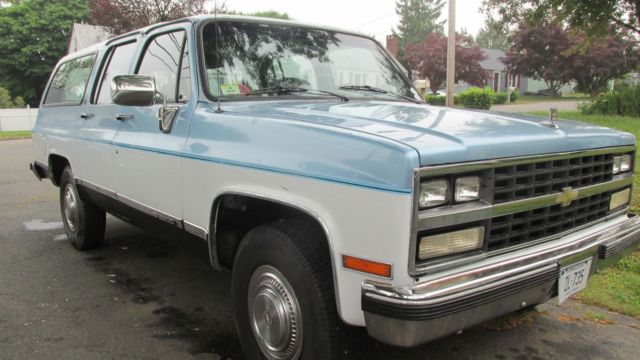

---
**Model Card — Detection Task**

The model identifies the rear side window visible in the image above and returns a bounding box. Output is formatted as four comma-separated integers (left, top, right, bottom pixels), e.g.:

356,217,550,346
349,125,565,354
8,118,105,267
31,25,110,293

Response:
44,53,96,106
95,41,138,104
137,31,188,103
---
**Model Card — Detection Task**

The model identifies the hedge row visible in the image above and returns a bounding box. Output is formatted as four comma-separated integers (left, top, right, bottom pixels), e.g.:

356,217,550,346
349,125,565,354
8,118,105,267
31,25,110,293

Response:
424,88,518,109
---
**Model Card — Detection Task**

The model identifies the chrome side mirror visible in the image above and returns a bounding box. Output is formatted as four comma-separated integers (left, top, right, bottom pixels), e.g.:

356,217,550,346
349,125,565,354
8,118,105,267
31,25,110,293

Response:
111,75,157,106
111,75,179,134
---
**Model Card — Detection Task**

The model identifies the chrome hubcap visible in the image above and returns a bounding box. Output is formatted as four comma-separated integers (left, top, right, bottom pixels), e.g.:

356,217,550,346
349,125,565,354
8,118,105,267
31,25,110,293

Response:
63,184,78,232
248,265,302,360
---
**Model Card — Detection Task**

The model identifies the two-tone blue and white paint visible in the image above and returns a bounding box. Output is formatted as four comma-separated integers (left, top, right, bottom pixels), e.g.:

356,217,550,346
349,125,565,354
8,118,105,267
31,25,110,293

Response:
31,15,636,327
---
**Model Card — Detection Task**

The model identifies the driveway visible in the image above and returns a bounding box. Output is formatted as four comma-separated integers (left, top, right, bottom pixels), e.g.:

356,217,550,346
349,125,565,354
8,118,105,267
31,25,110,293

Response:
1,139,639,359
492,100,584,113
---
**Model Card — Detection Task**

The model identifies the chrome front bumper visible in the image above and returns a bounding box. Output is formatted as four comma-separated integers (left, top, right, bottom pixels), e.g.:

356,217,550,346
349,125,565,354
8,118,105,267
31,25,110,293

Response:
361,214,640,347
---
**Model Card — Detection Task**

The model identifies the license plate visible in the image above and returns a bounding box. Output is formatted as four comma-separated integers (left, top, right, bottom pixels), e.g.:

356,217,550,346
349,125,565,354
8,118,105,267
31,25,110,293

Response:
558,258,593,304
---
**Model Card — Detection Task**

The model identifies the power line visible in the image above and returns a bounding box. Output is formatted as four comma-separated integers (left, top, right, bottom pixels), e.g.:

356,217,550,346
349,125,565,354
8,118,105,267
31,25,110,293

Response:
353,13,395,30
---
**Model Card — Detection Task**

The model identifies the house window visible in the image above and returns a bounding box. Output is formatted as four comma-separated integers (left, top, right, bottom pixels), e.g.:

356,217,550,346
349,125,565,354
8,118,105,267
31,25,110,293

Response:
505,74,520,89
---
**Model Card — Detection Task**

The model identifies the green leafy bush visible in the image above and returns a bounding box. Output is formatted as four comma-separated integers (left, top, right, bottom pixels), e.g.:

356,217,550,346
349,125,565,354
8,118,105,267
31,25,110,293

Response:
582,85,640,117
424,94,446,105
0,86,13,108
510,91,518,102
424,94,461,106
0,86,25,108
13,96,25,108
458,87,494,109
492,92,508,104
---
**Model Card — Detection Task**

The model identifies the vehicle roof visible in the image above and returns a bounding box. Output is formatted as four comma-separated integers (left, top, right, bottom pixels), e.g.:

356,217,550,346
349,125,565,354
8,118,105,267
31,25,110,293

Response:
58,14,374,63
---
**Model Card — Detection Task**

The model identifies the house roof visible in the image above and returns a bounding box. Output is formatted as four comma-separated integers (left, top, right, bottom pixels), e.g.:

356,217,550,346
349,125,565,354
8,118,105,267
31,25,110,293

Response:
480,48,506,72
67,23,111,54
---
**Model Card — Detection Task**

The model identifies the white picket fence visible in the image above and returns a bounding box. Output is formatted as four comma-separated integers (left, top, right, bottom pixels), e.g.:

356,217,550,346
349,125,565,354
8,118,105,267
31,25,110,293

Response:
0,108,38,131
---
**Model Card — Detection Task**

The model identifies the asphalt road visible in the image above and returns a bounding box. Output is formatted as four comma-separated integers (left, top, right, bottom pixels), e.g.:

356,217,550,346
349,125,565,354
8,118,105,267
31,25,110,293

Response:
1,139,639,360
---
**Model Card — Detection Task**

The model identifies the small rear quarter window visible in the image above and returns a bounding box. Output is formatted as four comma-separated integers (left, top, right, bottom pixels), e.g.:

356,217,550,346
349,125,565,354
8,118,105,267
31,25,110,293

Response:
44,53,96,106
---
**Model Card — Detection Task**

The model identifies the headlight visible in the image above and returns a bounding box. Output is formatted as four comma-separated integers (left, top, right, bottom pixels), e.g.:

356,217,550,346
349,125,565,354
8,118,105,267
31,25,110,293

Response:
419,179,449,208
455,176,480,202
613,154,632,174
418,226,485,260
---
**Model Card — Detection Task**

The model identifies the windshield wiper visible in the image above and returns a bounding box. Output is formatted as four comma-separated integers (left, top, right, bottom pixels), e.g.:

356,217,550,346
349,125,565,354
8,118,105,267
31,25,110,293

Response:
246,85,349,102
339,85,422,104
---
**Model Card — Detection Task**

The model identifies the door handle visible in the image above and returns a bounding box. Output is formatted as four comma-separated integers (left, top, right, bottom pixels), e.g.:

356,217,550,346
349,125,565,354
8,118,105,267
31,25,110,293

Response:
116,114,133,121
80,113,94,119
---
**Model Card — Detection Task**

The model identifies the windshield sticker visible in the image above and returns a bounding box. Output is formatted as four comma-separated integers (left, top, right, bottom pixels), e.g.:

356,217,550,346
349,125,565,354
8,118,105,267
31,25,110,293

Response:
220,83,241,95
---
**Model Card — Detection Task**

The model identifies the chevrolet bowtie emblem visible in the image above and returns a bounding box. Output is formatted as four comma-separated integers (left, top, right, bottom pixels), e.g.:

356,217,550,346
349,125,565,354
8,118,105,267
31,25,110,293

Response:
556,187,579,207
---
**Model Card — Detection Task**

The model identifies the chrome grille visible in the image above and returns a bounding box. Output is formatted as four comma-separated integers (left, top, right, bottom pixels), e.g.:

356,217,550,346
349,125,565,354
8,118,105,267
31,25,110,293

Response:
493,153,615,204
487,191,613,251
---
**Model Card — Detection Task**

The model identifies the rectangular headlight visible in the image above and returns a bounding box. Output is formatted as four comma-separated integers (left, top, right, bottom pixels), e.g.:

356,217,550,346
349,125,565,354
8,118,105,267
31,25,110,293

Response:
419,179,449,208
620,154,632,172
455,176,480,202
613,155,632,174
418,226,484,260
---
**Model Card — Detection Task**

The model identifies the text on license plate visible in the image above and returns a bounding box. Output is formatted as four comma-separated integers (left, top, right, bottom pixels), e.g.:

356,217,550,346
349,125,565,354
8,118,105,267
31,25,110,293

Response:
558,258,593,304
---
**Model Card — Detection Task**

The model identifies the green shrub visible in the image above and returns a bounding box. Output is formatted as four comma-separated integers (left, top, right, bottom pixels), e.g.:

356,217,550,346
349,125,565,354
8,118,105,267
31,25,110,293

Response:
424,94,446,105
0,86,12,108
458,87,493,109
491,91,518,104
13,96,25,108
582,85,640,117
492,92,508,104
424,94,461,106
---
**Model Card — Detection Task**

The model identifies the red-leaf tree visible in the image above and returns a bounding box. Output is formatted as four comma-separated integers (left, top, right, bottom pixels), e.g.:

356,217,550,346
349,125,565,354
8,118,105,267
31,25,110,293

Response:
404,33,489,94
502,24,577,96
90,0,215,34
570,32,640,97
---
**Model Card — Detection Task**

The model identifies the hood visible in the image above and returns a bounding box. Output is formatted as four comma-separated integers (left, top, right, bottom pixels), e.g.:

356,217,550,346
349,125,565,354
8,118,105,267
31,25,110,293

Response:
222,100,636,166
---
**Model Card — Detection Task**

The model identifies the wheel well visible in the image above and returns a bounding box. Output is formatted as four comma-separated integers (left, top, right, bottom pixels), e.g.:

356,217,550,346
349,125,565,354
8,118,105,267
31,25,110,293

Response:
211,194,330,269
48,154,69,186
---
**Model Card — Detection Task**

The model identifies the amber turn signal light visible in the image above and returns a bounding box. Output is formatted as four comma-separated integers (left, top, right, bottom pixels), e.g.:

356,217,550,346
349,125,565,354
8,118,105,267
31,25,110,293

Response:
342,255,392,278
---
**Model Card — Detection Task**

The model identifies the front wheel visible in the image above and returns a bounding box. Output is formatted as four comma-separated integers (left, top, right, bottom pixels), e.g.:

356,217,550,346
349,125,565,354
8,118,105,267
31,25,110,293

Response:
59,166,106,250
231,220,343,359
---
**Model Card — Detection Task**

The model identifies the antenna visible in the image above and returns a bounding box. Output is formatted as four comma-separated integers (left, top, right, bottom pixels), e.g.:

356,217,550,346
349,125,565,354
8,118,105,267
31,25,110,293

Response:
214,0,224,113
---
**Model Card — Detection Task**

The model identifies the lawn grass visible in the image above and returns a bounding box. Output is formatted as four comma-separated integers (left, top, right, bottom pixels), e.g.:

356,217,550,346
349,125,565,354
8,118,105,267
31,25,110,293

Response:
528,110,640,319
579,252,640,319
0,130,32,140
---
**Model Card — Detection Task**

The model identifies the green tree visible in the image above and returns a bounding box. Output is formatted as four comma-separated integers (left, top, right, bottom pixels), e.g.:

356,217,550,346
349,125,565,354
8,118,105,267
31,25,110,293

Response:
13,96,25,108
0,86,25,108
475,16,511,50
0,87,13,108
395,0,445,60
224,10,292,20
250,11,291,20
0,0,90,106
483,0,640,38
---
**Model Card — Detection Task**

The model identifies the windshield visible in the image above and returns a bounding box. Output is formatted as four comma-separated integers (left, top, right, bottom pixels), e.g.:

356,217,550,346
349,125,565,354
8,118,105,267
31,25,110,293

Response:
202,21,420,102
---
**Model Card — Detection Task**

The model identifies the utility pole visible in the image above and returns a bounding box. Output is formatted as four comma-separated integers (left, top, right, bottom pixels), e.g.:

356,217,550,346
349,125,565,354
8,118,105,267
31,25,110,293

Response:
446,0,456,107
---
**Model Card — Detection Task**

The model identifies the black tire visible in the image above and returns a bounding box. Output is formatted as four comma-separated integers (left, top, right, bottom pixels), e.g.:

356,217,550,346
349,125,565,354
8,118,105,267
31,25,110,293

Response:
231,219,342,359
59,166,106,250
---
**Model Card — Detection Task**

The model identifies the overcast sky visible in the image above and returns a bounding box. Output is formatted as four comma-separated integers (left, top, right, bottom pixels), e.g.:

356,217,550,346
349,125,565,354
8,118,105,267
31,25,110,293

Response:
223,0,486,42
